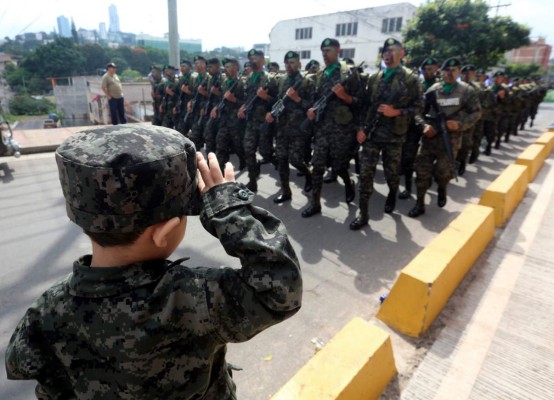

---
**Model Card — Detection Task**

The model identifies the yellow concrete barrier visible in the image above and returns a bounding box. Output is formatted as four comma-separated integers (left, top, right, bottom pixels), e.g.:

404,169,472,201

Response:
271,318,396,400
376,204,495,337
515,144,547,181
535,132,554,155
479,164,528,227
548,126,554,133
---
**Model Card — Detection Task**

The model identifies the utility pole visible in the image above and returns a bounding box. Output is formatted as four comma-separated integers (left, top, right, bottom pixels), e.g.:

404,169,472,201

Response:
167,0,180,67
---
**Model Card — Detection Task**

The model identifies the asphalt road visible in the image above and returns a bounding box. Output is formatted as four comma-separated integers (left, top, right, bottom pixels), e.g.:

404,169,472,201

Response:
1,103,552,399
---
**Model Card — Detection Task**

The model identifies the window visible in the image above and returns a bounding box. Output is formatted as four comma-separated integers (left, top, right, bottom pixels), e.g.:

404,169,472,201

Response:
381,17,403,33
335,22,358,37
340,48,355,59
300,50,311,59
295,27,313,40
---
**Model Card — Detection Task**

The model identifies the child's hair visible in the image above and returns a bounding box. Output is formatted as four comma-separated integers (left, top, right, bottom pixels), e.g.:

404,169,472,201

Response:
83,229,145,248
55,125,201,234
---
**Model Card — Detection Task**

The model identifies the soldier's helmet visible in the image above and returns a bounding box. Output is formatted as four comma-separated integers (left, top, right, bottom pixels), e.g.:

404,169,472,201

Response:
56,125,200,233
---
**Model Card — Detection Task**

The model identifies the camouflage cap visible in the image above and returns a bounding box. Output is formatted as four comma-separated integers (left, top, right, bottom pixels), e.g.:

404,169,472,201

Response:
55,125,200,233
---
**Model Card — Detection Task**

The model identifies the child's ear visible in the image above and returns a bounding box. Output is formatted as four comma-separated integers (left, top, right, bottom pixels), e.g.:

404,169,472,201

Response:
152,217,181,248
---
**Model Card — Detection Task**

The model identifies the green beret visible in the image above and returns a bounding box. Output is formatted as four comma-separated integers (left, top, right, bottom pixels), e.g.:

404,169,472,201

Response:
150,65,161,71
382,37,402,53
420,57,439,69
248,48,264,57
284,51,300,62
493,71,506,77
56,126,200,233
305,59,320,71
207,58,220,66
180,59,192,67
320,38,340,49
164,65,175,70
193,55,206,63
223,57,238,66
461,64,477,72
440,57,462,71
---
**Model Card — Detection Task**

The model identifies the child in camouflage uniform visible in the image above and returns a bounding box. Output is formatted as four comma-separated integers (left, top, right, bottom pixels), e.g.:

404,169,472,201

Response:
5,125,302,399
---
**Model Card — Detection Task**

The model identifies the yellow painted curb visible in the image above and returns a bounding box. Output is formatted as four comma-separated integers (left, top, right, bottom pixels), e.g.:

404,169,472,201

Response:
548,126,554,133
515,144,547,181
535,132,554,155
271,318,396,400
479,164,528,227
376,204,495,337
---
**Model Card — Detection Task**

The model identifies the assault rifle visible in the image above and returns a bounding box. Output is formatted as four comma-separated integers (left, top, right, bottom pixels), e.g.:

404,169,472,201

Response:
243,76,271,121
425,90,458,181
205,72,244,133
197,75,221,129
300,61,364,133
183,74,209,126
260,74,304,134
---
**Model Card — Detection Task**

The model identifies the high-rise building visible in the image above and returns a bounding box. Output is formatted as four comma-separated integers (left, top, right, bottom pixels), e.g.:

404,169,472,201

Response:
99,22,107,40
109,4,120,33
57,15,71,38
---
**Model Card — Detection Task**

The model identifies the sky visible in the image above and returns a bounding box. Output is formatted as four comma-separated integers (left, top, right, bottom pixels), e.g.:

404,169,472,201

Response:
0,0,552,51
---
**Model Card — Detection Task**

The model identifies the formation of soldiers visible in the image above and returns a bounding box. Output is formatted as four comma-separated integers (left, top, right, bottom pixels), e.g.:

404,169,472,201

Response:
149,37,549,229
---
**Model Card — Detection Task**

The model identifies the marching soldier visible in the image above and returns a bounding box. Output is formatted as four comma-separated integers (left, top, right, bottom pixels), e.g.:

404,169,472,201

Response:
265,51,314,204
408,57,481,218
161,65,178,129
211,57,246,171
301,38,363,218
175,60,194,135
399,56,438,200
238,49,278,192
186,56,209,151
457,64,481,175
350,38,421,230
150,65,164,126
200,58,223,154
491,71,511,149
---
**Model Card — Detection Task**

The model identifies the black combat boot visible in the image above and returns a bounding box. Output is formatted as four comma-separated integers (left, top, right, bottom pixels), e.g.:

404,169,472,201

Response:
273,187,292,204
494,139,501,149
437,186,447,208
399,172,412,199
350,199,369,230
384,190,397,213
468,152,478,164
458,161,466,176
408,197,425,218
301,192,321,218
246,180,258,193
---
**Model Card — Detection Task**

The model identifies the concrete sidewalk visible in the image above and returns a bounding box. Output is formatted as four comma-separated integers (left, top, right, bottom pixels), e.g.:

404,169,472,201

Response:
12,122,150,154
399,155,554,399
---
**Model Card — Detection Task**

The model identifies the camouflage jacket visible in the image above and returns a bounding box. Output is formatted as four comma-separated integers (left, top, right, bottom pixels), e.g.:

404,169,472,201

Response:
242,71,278,123
364,66,422,143
272,71,314,129
5,182,303,400
311,61,364,127
417,81,482,134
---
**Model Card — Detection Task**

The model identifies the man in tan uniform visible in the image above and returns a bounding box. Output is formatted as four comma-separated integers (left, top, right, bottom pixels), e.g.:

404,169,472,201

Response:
101,62,127,125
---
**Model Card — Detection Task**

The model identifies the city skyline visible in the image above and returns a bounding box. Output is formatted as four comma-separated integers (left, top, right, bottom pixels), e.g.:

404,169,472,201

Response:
0,0,553,52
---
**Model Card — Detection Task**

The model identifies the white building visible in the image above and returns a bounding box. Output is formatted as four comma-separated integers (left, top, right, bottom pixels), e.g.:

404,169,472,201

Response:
57,15,71,38
268,2,417,73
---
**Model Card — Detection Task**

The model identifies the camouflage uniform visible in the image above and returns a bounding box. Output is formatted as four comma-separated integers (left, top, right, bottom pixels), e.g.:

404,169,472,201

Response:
175,69,193,135
472,81,497,158
188,72,210,151
271,69,315,201
150,70,165,126
241,70,278,191
201,70,224,154
303,61,363,216
161,67,178,129
5,125,302,400
214,73,246,170
354,65,421,225
492,82,512,148
456,80,481,173
411,79,481,215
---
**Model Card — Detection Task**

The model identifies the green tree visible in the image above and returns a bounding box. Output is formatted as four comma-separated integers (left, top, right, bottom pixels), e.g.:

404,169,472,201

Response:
79,43,110,75
403,0,530,69
71,19,79,44
9,95,56,115
504,63,543,78
22,37,85,81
